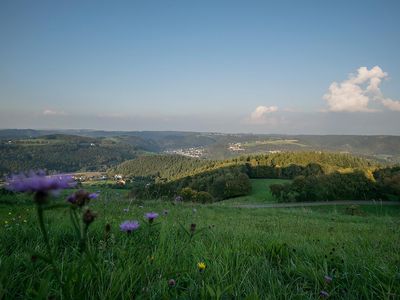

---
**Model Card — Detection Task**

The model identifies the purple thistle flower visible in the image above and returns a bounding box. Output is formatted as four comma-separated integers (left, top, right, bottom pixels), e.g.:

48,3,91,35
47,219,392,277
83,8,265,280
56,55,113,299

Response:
320,291,329,298
120,220,140,233
324,275,333,284
145,212,159,223
6,171,75,194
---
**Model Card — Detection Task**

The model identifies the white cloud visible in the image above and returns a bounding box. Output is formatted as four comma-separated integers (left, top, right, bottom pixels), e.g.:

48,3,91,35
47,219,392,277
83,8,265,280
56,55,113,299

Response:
43,109,66,116
323,66,400,112
249,105,278,124
381,98,400,111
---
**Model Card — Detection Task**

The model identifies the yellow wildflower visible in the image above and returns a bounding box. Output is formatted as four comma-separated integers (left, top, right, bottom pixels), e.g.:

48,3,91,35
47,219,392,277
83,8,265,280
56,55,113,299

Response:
197,262,206,271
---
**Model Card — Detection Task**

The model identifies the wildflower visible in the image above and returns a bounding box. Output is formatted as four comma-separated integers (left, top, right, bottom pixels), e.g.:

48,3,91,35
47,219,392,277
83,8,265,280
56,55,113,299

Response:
324,275,333,284
320,291,329,298
88,192,99,199
67,190,94,207
145,212,159,223
175,196,182,202
82,209,96,225
120,220,140,233
6,171,75,195
197,262,206,272
168,279,176,287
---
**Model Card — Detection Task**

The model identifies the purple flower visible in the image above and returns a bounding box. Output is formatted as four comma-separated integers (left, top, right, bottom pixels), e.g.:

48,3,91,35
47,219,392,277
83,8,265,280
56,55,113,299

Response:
67,194,76,204
320,291,329,298
145,212,159,223
88,192,99,199
67,190,95,207
324,275,333,284
175,196,183,202
120,220,140,233
6,171,75,194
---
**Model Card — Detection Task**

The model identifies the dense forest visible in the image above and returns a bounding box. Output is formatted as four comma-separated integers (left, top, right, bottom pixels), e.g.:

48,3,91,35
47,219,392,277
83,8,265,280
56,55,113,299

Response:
129,165,252,202
110,155,210,180
270,166,400,202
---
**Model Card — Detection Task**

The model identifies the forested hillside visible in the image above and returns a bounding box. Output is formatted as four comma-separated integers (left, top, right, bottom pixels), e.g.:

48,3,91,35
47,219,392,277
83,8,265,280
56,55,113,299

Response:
111,151,377,181
110,154,210,179
112,152,381,202
2,130,400,162
0,134,139,174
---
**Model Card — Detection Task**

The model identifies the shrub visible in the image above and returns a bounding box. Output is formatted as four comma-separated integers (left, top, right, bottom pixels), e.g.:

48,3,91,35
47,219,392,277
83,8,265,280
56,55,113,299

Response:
194,191,214,203
179,187,198,201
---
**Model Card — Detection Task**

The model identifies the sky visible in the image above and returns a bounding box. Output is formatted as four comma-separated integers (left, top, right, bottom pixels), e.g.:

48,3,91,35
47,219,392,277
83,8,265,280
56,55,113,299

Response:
1,0,400,134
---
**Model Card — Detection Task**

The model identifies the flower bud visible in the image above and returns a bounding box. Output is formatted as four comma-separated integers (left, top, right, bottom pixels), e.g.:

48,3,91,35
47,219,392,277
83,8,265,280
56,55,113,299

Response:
83,209,96,225
168,279,176,287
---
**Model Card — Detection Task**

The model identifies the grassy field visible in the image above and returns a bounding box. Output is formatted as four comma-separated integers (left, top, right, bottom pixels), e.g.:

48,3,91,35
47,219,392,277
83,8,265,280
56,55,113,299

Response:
217,179,291,205
1,188,399,299
242,139,308,148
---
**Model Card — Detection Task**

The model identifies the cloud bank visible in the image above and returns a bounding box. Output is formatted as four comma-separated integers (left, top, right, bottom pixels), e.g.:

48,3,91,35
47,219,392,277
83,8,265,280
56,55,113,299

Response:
249,106,278,124
323,66,400,112
43,109,67,116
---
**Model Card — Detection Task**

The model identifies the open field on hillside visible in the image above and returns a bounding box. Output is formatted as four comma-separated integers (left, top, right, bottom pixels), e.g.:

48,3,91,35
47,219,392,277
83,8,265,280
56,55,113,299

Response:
242,139,308,148
1,188,399,299
217,179,291,205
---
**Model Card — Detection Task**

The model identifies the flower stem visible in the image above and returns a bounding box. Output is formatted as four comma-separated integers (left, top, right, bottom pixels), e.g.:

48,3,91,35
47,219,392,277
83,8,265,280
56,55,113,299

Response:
36,203,64,289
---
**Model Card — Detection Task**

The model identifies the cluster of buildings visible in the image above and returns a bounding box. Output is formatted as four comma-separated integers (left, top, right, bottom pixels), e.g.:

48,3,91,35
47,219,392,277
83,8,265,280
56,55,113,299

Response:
164,147,205,158
228,143,245,152
72,173,108,182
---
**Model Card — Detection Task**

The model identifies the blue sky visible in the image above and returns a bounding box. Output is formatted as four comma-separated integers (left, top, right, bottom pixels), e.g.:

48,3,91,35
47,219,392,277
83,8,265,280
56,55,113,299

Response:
1,0,399,134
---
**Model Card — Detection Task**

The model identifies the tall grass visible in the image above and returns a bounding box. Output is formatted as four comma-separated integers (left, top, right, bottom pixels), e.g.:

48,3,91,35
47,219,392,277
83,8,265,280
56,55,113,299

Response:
0,192,399,299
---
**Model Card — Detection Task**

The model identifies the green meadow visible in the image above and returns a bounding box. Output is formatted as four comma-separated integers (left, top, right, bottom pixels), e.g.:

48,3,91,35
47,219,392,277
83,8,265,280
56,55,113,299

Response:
217,179,291,205
1,188,399,299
